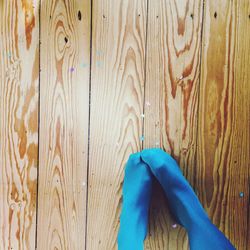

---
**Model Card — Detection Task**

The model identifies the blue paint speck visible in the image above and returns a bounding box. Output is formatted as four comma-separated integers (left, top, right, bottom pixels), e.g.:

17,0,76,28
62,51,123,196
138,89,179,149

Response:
96,50,103,56
96,61,103,67
81,63,88,68
140,136,144,141
239,192,244,198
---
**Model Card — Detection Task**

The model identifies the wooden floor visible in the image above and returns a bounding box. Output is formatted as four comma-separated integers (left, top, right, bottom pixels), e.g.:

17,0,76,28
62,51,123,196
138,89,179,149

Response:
0,0,249,249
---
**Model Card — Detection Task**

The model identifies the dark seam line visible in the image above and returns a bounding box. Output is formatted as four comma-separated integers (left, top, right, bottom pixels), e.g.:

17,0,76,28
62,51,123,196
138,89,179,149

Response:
194,0,206,192
247,181,250,250
142,0,150,151
35,0,41,248
85,0,93,249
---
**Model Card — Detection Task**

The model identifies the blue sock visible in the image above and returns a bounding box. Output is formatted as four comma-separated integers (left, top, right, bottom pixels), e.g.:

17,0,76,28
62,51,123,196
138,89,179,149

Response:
141,148,235,250
117,153,153,250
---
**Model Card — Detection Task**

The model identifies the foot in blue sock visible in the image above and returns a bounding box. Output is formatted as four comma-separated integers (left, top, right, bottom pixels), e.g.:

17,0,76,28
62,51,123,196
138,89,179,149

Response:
141,148,235,250
117,153,153,250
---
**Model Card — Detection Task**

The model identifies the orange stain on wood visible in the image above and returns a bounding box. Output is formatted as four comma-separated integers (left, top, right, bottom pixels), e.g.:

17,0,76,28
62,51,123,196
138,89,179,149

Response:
27,143,38,166
16,119,28,159
28,105,38,133
21,0,35,50
182,79,193,140
55,117,63,158
56,58,64,85
178,17,185,36
176,1,189,36
14,84,36,159
11,184,19,202
32,47,39,82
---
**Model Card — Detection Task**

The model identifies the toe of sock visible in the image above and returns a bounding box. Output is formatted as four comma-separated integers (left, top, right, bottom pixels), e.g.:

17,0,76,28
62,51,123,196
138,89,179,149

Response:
141,148,182,179
141,148,177,167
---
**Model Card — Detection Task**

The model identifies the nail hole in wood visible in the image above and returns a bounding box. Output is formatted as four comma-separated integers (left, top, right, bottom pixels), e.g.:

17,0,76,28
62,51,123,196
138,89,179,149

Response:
214,12,217,18
64,37,68,43
78,10,82,20
249,14,250,19
190,13,193,19
156,15,159,18
49,15,52,19
103,14,106,18
138,14,141,17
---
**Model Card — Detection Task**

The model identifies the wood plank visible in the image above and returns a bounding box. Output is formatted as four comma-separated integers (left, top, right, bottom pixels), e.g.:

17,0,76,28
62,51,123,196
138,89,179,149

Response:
37,0,91,249
143,0,204,249
0,0,39,249
86,0,147,248
197,1,250,249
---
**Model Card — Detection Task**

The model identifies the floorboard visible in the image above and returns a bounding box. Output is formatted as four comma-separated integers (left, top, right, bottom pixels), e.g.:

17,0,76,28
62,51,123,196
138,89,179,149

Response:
144,1,204,249
86,0,147,248
0,0,39,249
37,0,91,249
0,0,249,249
196,1,250,249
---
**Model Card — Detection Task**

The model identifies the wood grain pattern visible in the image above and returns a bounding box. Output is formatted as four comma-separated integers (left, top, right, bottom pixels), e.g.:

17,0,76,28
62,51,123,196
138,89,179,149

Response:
143,0,204,249
37,0,91,249
86,0,147,249
0,0,39,249
197,1,250,249
0,0,249,249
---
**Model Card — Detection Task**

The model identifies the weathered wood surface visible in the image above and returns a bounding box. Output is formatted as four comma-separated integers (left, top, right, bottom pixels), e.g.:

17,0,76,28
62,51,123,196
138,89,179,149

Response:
0,0,39,249
86,0,147,249
144,0,204,249
0,0,249,249
37,0,91,249
197,1,250,249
